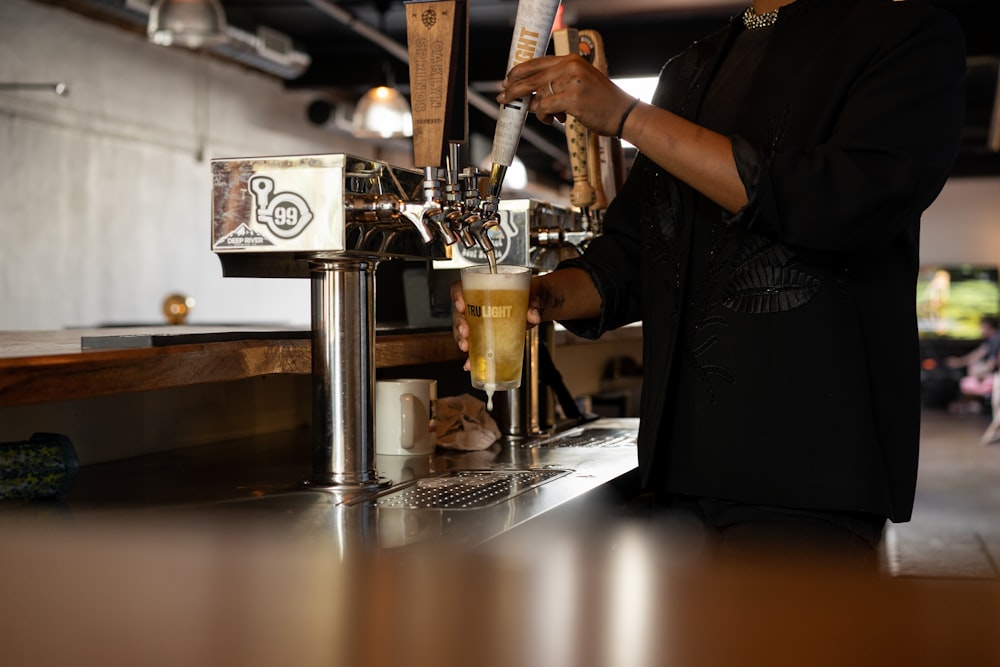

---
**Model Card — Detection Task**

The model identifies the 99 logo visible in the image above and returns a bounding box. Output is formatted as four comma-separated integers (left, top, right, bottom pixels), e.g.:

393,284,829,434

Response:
249,176,314,239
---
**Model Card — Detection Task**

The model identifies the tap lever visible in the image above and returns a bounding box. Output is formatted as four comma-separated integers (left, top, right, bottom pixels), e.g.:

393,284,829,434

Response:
443,143,463,205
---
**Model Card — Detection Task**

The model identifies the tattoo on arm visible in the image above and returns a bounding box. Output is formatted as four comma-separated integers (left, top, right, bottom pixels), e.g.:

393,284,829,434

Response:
550,294,566,312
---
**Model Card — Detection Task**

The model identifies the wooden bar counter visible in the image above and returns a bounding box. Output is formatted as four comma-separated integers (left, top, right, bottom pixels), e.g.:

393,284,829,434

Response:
0,326,468,467
0,326,465,408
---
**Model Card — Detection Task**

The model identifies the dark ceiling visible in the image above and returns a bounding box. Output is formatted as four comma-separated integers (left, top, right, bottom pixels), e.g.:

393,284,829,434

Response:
44,0,1000,176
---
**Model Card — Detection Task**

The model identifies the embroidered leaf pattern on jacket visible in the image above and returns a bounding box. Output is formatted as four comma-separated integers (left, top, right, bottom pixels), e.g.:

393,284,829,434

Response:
722,236,820,313
688,324,735,404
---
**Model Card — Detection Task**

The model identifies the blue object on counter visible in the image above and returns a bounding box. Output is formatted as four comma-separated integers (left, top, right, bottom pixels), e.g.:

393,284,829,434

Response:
0,433,80,501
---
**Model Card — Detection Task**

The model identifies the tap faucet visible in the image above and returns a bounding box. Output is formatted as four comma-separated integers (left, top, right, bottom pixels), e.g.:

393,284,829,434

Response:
456,166,500,255
401,167,457,247
462,210,500,256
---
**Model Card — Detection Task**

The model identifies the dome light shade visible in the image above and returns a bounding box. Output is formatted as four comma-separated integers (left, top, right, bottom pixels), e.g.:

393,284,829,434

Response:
352,86,413,139
148,0,228,49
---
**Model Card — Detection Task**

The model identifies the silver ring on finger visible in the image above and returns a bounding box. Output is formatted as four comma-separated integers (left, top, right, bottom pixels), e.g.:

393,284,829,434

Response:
547,80,555,96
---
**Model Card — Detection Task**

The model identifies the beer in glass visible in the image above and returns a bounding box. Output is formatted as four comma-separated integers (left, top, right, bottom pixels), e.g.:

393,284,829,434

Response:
461,265,532,408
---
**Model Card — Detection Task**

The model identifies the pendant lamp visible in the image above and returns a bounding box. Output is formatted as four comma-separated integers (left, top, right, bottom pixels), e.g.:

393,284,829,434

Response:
352,83,413,139
351,1,412,139
148,0,228,49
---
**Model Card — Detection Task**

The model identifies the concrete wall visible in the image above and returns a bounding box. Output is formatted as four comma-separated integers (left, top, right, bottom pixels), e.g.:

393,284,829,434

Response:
0,0,412,330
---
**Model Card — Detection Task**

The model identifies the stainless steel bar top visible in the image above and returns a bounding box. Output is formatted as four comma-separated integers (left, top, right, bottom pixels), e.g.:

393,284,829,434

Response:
62,418,640,551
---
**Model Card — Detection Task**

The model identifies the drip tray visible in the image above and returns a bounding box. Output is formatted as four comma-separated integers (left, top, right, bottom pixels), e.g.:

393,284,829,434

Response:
527,428,637,449
373,469,570,510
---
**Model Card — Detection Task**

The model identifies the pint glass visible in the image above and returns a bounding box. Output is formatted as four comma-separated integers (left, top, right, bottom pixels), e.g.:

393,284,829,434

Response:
461,265,532,395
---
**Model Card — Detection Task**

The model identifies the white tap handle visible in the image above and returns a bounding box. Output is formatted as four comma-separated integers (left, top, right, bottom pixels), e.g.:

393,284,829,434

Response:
489,0,563,168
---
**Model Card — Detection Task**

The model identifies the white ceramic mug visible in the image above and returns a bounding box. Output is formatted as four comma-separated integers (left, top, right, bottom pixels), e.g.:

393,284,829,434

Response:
376,379,437,455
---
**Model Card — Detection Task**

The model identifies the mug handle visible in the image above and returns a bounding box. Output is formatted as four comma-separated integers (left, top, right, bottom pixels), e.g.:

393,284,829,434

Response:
399,393,417,450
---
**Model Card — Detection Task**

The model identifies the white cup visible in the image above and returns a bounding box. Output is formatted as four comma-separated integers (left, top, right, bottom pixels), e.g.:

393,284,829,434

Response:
376,379,437,455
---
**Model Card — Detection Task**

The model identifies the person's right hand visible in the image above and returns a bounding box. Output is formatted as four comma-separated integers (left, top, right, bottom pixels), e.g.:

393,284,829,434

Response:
497,54,634,138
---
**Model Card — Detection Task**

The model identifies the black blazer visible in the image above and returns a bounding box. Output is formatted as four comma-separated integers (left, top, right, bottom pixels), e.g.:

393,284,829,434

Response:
560,0,966,521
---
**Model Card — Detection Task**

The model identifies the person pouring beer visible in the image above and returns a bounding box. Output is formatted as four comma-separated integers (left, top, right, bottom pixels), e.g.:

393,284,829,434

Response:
453,0,966,564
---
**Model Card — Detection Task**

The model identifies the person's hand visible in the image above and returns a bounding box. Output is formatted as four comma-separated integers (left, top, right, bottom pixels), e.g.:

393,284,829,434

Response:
497,54,636,137
450,279,472,372
527,279,545,328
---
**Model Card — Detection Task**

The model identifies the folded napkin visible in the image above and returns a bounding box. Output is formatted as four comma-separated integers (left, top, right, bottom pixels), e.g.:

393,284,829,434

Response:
435,394,501,451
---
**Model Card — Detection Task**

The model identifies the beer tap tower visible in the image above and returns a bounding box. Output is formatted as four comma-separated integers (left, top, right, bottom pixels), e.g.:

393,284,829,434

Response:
210,0,486,493
404,0,499,258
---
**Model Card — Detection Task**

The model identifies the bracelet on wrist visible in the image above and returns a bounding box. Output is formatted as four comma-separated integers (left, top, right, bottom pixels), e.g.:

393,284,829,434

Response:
615,97,641,139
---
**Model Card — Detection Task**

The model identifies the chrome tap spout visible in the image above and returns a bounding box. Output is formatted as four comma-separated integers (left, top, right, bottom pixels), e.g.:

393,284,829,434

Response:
443,208,475,249
400,203,443,245
463,211,500,256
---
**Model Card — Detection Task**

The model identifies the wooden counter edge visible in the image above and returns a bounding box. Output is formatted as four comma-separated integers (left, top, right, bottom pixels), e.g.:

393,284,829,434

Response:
0,331,465,408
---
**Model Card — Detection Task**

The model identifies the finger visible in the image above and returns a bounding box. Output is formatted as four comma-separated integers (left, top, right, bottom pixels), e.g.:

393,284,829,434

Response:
527,280,545,327
506,54,588,98
450,280,465,312
500,60,564,104
453,314,469,350
505,55,560,84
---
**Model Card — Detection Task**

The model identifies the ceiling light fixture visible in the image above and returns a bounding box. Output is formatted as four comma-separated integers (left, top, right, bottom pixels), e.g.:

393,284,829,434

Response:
352,0,412,139
148,0,228,49
352,83,413,139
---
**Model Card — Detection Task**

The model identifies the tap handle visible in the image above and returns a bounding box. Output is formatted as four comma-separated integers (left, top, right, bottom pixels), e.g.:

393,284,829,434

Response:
406,1,469,170
441,144,460,206
553,28,596,212
581,29,622,210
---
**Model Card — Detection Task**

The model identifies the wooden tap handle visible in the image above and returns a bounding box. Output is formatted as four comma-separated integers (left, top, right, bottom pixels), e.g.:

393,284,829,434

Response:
566,113,596,208
580,30,622,210
406,0,468,169
553,28,595,209
587,131,609,211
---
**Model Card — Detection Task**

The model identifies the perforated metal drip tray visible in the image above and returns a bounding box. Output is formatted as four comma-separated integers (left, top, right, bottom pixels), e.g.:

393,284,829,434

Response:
525,428,637,449
372,469,570,510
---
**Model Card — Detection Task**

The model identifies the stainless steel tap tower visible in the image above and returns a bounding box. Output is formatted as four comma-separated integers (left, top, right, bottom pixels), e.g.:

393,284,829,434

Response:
212,155,458,490
210,1,498,491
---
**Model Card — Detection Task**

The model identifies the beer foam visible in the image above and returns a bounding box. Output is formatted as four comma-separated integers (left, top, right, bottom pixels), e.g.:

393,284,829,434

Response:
461,265,531,292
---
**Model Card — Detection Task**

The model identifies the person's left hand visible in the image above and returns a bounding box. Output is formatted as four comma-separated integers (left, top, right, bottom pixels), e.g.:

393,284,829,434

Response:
497,54,635,136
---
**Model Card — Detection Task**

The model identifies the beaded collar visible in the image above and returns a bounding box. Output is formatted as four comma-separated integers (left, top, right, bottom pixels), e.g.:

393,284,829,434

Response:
742,5,780,30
